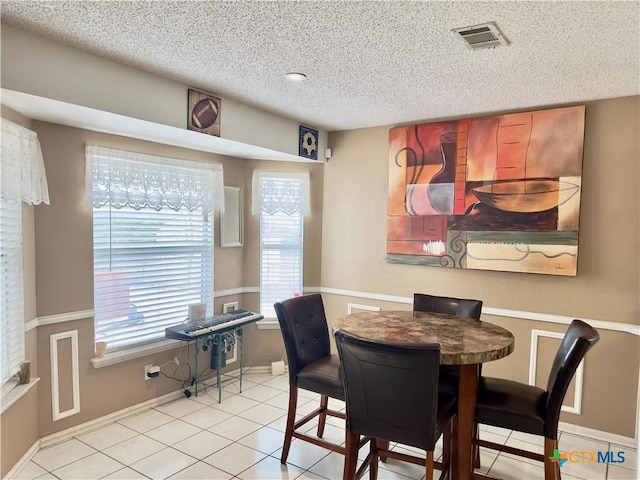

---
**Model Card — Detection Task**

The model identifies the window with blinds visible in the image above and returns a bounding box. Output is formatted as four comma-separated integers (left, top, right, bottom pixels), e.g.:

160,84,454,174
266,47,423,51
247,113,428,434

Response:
0,199,24,386
259,210,303,318
93,206,213,350
1,118,49,387
253,171,309,319
86,145,223,351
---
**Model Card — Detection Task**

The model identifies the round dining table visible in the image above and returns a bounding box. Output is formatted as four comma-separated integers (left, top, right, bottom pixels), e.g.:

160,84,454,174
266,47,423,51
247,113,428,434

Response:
332,310,515,480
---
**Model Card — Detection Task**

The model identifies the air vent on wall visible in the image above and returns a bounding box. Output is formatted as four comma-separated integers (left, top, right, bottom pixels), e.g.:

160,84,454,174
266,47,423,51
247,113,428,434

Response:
452,22,510,50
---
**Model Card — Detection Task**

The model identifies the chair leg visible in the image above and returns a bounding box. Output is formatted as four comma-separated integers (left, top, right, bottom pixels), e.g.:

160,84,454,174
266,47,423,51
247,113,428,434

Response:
369,438,379,480
472,423,481,469
426,450,434,480
317,394,329,438
281,385,298,464
544,437,561,480
343,431,359,480
442,420,452,475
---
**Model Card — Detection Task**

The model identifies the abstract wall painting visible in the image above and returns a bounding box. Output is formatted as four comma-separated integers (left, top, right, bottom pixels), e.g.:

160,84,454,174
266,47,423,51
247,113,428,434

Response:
387,105,585,276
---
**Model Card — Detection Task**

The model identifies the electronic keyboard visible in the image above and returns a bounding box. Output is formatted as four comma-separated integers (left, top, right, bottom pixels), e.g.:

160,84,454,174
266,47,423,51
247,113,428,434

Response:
165,309,263,341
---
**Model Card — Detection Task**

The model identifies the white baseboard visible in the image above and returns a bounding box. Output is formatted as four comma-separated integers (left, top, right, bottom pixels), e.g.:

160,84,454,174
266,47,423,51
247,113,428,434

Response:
40,389,184,448
559,421,637,449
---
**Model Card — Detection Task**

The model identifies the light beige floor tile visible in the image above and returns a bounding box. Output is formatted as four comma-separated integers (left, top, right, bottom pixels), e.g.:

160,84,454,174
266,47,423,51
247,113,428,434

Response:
302,422,345,448
237,425,285,455
297,389,320,401
607,463,638,479
179,406,232,429
237,455,306,480
293,470,333,480
155,398,206,418
220,380,259,397
76,423,139,451
102,434,166,465
167,461,233,479
32,438,97,472
261,374,290,391
172,430,232,459
241,402,289,425
213,394,259,415
264,391,294,409
305,451,348,480
507,430,543,446
382,445,429,480
268,413,291,432
559,432,610,452
487,453,545,479
473,447,500,476
129,447,197,479
274,440,331,470
117,409,174,433
239,384,283,403
145,419,202,446
9,460,47,479
208,416,262,441
102,467,150,479
51,452,123,480
610,444,637,471
504,435,545,456
202,443,267,476
242,373,277,384
478,424,512,437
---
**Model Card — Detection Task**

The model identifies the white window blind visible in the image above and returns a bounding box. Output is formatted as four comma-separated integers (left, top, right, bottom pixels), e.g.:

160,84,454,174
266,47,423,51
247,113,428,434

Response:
86,146,223,351
0,118,49,386
252,170,309,319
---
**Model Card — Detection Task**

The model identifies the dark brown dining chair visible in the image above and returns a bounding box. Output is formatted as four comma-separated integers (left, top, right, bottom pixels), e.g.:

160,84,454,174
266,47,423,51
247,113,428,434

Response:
335,328,456,480
274,294,364,464
412,293,483,320
474,319,599,480
412,293,484,466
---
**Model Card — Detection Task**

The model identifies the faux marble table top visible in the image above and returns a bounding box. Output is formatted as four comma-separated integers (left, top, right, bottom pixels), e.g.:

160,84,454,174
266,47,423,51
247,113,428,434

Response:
332,310,514,365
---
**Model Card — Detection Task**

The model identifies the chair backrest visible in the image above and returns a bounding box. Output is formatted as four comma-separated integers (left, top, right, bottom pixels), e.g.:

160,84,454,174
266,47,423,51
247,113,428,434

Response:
544,319,599,438
274,294,331,386
334,328,442,451
413,293,483,320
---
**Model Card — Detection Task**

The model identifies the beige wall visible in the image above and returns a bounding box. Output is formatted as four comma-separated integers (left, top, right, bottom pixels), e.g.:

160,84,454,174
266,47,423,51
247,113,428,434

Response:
26,121,323,441
321,96,640,437
1,24,328,158
0,107,41,478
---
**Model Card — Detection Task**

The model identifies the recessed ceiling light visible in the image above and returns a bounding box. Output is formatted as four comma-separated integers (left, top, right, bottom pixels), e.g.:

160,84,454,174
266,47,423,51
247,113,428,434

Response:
285,72,307,82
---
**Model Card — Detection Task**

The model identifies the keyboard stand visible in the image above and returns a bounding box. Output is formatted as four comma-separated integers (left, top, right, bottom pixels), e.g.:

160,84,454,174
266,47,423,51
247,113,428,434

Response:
193,326,245,402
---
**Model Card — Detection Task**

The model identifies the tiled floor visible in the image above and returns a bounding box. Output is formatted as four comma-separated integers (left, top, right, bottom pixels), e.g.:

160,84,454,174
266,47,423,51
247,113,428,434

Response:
10,372,638,480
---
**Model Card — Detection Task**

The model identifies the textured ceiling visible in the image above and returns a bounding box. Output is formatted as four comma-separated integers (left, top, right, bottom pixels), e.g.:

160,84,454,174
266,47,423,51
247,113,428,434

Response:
1,1,639,132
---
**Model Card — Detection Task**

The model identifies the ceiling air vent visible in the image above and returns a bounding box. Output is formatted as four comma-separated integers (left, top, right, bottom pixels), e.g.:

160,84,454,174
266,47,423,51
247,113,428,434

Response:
452,22,510,50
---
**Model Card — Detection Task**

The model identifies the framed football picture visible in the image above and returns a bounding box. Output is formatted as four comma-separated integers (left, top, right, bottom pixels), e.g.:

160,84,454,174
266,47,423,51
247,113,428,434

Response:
187,88,221,137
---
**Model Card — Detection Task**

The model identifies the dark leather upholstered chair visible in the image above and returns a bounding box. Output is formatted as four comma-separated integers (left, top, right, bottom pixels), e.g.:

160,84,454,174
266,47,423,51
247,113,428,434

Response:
474,319,599,480
412,293,483,320
335,329,456,480
412,293,483,394
274,294,355,464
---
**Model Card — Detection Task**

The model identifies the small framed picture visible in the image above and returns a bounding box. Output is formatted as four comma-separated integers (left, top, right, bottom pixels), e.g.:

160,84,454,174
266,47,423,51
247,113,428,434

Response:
189,303,207,322
299,125,319,160
187,89,221,137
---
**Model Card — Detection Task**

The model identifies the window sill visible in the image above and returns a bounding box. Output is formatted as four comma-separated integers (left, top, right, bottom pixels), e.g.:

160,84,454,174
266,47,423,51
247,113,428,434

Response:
1,377,40,414
256,319,280,330
91,339,180,368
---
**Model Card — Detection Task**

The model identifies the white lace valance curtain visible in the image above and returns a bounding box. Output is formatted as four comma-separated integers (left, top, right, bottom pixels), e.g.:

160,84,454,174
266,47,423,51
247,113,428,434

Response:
86,145,225,212
1,118,50,205
251,170,310,216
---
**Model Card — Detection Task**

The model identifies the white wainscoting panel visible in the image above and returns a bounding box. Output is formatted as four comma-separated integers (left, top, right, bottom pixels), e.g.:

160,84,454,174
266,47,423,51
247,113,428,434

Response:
50,330,80,421
529,328,584,415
